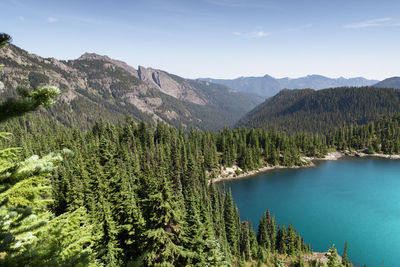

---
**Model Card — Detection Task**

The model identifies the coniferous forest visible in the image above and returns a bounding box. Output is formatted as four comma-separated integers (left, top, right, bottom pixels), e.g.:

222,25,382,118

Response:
1,34,400,266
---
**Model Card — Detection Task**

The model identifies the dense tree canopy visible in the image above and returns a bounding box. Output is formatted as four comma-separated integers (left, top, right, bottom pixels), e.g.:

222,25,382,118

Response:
4,109,399,265
238,87,400,134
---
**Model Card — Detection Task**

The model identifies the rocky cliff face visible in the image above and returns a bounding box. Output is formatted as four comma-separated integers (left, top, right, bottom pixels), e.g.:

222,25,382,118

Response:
137,66,206,105
0,44,262,130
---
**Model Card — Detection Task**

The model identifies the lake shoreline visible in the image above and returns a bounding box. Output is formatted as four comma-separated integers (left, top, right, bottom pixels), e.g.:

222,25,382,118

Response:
211,151,400,183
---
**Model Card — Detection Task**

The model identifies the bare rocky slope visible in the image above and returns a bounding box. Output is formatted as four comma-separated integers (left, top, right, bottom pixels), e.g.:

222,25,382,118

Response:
0,45,263,130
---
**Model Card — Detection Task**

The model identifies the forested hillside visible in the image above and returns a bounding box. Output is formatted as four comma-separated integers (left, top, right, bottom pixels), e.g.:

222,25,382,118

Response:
237,87,400,134
3,109,400,265
374,77,400,89
0,44,262,131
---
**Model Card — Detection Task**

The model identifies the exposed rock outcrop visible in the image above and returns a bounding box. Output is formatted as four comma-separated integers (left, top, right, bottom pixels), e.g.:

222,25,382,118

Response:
137,66,206,105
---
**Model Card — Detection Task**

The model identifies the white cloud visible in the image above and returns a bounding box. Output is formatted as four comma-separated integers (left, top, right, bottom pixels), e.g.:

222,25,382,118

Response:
47,17,59,23
234,30,270,38
343,17,398,29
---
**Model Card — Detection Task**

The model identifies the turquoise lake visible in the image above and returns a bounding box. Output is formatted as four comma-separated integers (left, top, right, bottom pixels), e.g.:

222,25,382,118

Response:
221,158,400,267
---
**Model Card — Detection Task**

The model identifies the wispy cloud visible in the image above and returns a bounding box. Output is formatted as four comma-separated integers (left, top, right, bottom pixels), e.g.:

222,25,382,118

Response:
288,23,312,31
19,16,24,21
47,17,59,23
204,0,274,8
343,17,399,29
234,30,270,38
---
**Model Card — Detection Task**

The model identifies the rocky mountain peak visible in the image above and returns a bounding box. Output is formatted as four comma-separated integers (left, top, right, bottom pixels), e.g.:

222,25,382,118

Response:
77,52,138,77
78,52,108,60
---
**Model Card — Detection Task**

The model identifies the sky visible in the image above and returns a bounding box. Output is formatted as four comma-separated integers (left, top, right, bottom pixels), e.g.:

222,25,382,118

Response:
1,0,400,80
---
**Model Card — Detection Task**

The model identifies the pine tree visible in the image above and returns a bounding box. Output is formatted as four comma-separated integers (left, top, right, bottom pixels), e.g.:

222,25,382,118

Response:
224,190,238,255
266,210,276,250
140,176,188,266
239,221,251,260
342,240,350,266
327,244,342,267
257,212,270,250
248,221,258,259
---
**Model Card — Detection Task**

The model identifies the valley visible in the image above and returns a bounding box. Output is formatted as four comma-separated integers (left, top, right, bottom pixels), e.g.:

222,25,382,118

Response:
1,17,400,266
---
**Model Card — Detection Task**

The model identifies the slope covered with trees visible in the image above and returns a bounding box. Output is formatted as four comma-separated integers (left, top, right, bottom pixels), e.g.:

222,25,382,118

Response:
6,113,380,266
237,87,400,134
374,77,400,89
4,106,400,265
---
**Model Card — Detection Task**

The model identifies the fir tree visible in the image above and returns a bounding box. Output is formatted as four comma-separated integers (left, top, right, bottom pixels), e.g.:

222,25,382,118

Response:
223,190,238,255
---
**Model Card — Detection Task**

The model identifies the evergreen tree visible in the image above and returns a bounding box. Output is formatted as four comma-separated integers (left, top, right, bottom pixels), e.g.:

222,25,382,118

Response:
327,244,342,267
223,190,238,255
140,176,188,266
342,240,350,266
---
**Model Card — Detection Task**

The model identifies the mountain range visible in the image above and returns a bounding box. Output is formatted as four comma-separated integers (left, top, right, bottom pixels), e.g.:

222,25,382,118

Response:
0,45,263,131
200,74,379,97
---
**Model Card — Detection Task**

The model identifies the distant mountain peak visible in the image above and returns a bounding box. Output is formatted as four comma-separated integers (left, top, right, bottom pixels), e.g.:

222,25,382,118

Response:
78,52,110,61
78,52,139,78
263,74,274,78
200,74,379,97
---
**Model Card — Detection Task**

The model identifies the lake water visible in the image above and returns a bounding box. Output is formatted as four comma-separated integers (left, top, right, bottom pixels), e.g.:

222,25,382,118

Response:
221,158,400,267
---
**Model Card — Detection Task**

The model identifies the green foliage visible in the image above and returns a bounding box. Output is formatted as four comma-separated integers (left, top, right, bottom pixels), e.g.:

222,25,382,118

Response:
1,115,334,266
0,33,96,266
0,33,11,49
327,244,342,267
3,207,98,267
0,85,60,123
3,108,400,265
342,241,351,267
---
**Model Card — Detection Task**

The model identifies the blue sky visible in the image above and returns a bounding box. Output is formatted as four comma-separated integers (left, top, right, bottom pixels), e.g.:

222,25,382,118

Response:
1,0,400,80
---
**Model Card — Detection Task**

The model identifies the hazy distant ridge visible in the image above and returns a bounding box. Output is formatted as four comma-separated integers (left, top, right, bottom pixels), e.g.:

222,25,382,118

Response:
200,74,379,97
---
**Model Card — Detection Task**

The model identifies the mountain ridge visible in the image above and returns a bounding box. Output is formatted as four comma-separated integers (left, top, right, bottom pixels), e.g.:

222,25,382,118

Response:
0,44,263,130
200,75,379,97
374,77,400,89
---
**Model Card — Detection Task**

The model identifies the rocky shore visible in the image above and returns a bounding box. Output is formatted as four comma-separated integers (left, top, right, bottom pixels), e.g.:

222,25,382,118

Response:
210,151,400,183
